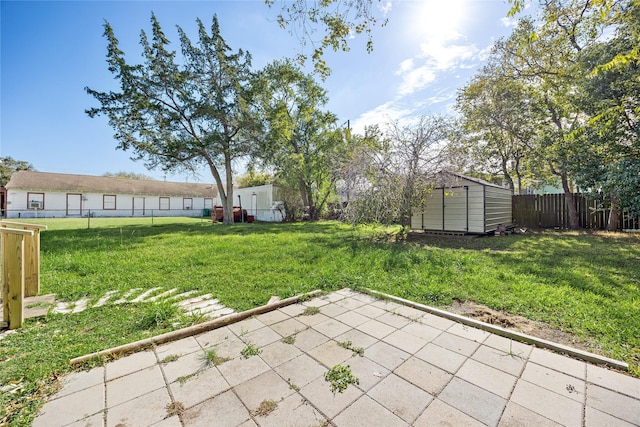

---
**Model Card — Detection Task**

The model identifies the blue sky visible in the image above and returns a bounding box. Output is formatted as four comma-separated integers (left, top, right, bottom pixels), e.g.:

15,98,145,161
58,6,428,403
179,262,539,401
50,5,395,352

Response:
1,0,518,183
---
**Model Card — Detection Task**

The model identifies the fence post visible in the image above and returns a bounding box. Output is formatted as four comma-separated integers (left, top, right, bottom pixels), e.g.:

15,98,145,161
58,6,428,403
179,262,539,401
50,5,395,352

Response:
0,221,47,297
1,228,34,329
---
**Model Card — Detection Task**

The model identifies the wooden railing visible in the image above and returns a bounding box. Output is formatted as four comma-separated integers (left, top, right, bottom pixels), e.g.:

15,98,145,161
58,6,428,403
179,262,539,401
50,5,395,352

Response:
0,221,47,329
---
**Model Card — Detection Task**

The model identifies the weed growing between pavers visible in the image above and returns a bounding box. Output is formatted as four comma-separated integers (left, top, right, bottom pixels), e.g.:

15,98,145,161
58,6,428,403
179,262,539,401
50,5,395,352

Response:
337,340,365,357
182,310,208,325
166,401,185,417
250,399,279,417
288,380,300,391
240,343,262,358
281,335,296,345
300,306,321,316
201,348,231,368
324,365,359,394
176,373,197,384
160,354,181,364
134,300,181,330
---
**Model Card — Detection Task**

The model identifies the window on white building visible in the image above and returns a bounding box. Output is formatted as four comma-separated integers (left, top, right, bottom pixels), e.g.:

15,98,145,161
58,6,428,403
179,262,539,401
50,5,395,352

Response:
27,192,45,209
103,195,117,210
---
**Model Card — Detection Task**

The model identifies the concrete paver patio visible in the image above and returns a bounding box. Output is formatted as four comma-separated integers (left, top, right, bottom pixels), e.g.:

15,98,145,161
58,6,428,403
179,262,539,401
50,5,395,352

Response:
33,289,640,426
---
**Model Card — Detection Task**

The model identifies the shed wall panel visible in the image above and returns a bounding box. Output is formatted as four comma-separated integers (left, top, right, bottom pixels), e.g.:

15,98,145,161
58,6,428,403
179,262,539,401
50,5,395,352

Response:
484,186,513,231
467,186,485,233
443,187,468,232
422,191,444,230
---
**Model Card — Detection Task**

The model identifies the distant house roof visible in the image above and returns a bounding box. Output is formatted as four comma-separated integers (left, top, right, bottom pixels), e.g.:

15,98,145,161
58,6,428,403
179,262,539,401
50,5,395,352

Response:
434,171,510,190
5,171,218,198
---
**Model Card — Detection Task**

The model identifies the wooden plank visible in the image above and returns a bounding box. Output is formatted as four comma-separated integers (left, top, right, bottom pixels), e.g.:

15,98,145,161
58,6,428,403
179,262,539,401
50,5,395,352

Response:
0,228,33,236
0,221,48,231
2,232,25,329
1,223,44,297
23,229,40,297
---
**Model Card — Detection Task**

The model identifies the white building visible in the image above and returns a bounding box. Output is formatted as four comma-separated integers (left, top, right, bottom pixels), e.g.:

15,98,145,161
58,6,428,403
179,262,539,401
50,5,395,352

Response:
232,185,284,222
4,171,284,221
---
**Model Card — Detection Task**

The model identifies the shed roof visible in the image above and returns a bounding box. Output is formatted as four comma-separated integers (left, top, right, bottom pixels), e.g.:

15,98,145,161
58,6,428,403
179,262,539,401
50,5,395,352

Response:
5,171,218,198
434,171,510,190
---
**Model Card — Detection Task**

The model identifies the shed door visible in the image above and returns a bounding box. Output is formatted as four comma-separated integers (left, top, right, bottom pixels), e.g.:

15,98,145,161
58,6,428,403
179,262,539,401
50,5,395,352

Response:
443,187,468,232
66,193,82,217
422,191,444,230
132,197,145,216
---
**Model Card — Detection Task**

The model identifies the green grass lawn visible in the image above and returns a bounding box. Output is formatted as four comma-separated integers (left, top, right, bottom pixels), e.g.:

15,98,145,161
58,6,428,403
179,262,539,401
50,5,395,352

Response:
1,218,639,424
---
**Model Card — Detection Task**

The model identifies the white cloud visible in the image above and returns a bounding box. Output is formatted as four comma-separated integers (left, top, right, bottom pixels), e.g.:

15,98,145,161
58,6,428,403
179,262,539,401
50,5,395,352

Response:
420,41,477,70
501,16,519,28
350,101,414,134
390,1,486,97
394,40,480,96
397,58,414,74
396,66,437,96
378,1,393,16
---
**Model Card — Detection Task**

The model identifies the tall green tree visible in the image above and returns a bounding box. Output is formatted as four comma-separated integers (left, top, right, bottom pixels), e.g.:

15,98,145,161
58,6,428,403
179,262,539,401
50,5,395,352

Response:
252,59,345,220
0,157,34,187
499,0,624,228
572,0,640,226
495,4,609,228
453,58,540,194
86,14,255,224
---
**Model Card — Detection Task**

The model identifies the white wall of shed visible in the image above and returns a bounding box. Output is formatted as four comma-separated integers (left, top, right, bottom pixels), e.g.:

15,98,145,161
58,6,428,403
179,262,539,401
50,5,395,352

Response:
411,188,442,230
484,185,513,231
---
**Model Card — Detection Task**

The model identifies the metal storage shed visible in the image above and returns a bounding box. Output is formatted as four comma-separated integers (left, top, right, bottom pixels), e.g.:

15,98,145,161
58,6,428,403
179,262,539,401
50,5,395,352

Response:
410,172,513,234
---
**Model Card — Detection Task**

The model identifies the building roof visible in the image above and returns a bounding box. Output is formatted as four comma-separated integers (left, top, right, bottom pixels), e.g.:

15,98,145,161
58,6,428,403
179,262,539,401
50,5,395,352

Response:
434,171,510,190
5,171,218,198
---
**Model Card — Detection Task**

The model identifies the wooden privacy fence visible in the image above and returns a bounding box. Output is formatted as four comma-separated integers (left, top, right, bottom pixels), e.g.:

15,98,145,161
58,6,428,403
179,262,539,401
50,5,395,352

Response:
0,221,47,329
513,194,639,230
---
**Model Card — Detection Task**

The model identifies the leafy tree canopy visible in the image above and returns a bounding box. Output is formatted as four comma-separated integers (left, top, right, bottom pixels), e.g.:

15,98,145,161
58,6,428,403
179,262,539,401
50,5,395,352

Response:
252,59,346,220
236,167,273,188
265,0,387,77
86,14,255,224
0,156,34,187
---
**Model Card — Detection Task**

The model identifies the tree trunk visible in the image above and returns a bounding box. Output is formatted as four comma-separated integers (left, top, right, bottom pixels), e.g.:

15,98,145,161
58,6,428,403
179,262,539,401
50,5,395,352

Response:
501,157,514,192
297,176,309,220
205,155,232,224
223,151,234,225
606,194,620,231
561,173,580,229
514,157,523,195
